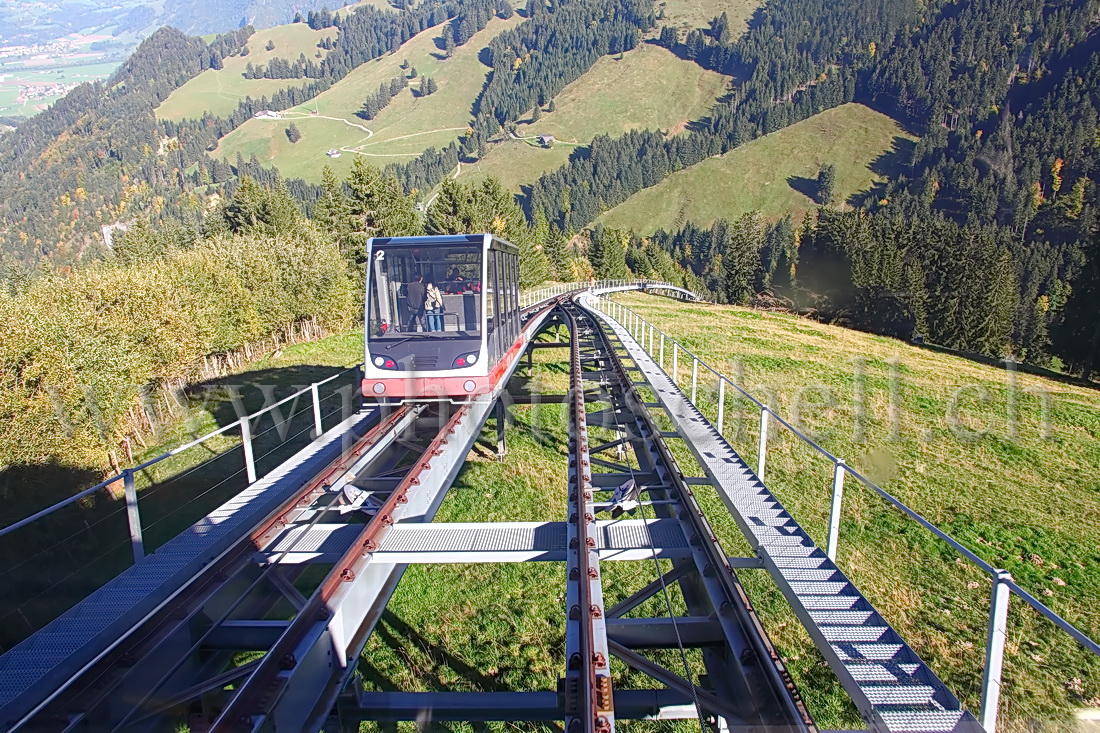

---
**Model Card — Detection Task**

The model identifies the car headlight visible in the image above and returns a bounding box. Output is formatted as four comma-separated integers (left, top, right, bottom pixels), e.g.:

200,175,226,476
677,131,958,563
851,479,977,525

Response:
453,353,479,368
370,354,397,370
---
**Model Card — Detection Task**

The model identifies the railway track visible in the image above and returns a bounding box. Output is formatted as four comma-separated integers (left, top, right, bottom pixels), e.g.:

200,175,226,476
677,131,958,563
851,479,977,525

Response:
5,293,814,731
560,300,813,732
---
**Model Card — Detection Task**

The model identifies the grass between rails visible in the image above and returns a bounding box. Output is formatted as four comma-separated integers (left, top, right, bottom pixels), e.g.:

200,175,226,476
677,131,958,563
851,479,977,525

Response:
356,334,705,732
456,43,729,192
598,103,917,233
214,11,524,183
611,293,1100,727
157,23,337,121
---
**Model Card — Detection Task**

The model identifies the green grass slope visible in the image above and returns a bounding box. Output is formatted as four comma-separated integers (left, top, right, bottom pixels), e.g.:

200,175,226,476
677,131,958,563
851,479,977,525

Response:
455,42,730,192
614,292,1100,726
156,23,337,121
598,103,916,233
657,0,761,36
213,13,524,183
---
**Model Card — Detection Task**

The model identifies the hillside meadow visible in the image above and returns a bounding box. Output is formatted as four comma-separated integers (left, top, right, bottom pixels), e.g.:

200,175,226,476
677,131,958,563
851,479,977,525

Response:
456,42,730,192
598,103,916,232
656,0,761,37
213,11,524,183
156,23,337,121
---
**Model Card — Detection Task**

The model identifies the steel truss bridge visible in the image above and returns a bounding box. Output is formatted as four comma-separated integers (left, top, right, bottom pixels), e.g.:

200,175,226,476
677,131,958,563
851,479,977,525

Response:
0,281,1095,733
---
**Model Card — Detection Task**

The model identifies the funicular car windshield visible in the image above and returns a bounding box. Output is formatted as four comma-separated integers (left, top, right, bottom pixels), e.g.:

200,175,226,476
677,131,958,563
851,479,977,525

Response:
368,243,482,340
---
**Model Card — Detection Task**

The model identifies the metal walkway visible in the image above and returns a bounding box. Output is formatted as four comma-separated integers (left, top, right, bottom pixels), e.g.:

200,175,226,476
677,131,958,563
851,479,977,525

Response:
580,293,984,733
0,407,380,729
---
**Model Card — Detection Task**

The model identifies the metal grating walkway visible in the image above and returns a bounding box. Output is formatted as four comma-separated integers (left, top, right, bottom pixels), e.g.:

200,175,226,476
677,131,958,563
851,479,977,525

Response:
0,408,379,728
582,296,984,733
258,519,690,564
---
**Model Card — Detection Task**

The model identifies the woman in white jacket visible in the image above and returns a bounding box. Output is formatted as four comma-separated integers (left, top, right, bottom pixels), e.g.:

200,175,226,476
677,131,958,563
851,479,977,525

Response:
425,280,444,331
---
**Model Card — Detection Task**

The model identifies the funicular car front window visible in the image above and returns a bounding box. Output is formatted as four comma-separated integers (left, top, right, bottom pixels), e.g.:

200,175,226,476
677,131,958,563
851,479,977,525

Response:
368,245,483,338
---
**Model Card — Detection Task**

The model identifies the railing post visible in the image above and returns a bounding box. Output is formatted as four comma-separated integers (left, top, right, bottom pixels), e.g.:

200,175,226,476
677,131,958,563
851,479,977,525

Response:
354,364,364,411
826,459,846,561
659,334,665,369
311,382,323,438
672,343,679,384
240,417,257,484
691,357,698,404
717,378,726,434
980,571,1013,733
648,324,654,355
757,408,769,482
122,469,144,564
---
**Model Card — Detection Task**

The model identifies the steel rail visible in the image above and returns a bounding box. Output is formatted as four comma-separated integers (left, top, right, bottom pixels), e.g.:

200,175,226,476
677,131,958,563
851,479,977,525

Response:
106,409,427,733
563,305,614,733
211,402,473,730
591,299,814,732
11,405,412,732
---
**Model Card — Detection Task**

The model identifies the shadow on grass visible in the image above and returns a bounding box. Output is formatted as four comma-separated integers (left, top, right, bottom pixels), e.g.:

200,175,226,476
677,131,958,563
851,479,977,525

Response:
869,135,916,179
360,609,513,693
0,364,360,652
786,174,820,202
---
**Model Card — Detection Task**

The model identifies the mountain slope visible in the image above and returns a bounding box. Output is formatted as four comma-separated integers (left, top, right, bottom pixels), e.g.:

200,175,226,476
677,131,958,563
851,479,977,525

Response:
455,42,730,191
598,103,914,232
212,13,525,182
157,23,337,121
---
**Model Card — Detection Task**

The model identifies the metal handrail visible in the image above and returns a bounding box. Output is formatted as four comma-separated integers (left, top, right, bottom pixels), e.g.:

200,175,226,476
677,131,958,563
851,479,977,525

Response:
587,291,1100,733
0,367,357,542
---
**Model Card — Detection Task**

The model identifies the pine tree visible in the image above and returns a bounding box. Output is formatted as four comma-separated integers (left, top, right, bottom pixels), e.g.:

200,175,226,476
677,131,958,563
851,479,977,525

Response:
265,39,275,51
313,165,353,247
285,123,302,143
817,164,836,205
713,12,730,44
345,158,423,260
685,29,704,60
537,210,569,279
723,212,765,304
114,218,167,264
426,178,473,234
589,226,630,279
658,25,678,49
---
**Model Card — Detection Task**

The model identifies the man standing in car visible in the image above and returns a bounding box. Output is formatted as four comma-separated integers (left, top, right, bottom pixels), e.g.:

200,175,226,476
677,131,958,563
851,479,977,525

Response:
406,275,426,332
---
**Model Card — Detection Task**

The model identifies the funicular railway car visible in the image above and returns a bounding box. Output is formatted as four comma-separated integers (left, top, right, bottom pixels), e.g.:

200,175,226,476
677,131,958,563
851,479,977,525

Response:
362,233,525,400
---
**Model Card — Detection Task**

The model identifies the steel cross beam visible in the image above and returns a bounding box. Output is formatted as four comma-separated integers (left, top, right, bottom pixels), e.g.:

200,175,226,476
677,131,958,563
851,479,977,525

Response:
563,305,615,733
